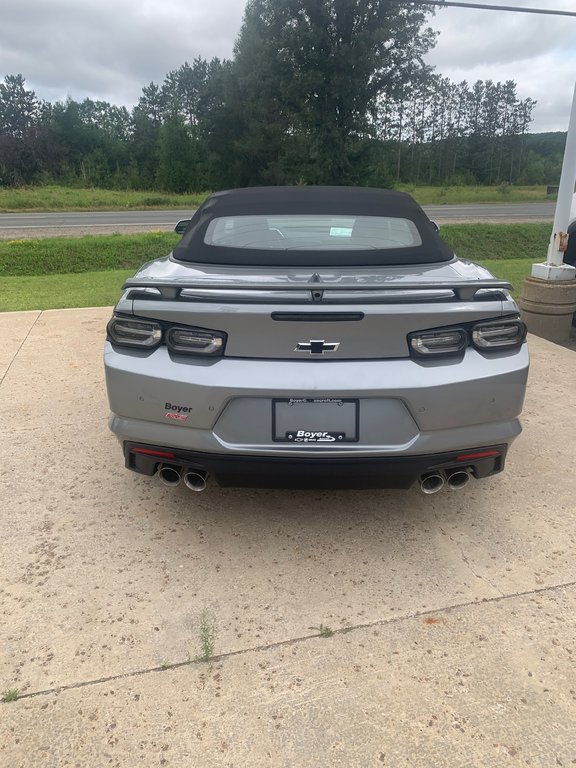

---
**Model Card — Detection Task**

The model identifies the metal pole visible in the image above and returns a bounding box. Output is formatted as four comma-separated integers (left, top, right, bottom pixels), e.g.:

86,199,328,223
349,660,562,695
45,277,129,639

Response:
530,80,576,281
546,80,576,267
402,1,576,18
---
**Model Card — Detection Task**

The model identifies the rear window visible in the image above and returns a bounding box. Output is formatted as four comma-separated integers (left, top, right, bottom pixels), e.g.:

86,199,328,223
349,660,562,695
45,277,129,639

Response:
203,215,422,251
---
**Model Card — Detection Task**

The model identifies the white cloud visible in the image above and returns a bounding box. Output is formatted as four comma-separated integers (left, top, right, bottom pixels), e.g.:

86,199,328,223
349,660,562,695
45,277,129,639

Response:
0,0,246,105
0,0,573,131
425,0,576,131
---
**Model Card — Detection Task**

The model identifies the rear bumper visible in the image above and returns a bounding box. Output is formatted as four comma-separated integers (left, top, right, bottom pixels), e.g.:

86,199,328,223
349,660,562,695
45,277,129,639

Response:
105,343,529,456
124,441,508,490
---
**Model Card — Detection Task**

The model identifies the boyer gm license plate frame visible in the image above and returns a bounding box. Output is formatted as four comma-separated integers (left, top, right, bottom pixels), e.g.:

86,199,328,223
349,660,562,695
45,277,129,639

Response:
272,397,359,443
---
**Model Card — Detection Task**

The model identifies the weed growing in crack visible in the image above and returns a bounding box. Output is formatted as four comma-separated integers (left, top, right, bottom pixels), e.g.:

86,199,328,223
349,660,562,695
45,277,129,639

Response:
311,624,335,638
196,610,217,662
1,688,20,703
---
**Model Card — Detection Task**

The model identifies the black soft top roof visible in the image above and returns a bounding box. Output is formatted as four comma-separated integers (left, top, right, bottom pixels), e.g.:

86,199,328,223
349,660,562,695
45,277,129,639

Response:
172,186,454,266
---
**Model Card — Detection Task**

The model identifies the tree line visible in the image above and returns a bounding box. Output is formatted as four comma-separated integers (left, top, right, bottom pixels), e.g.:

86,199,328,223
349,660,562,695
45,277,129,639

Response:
0,0,564,191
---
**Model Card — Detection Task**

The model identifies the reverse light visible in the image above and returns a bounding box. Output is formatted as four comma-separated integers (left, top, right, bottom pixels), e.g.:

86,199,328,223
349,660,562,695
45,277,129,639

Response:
409,328,467,357
472,319,527,350
107,316,162,348
166,326,226,356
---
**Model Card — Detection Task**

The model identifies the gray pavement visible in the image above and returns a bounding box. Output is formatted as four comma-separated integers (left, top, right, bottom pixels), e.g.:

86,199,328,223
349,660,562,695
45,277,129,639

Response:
0,202,556,239
0,307,575,767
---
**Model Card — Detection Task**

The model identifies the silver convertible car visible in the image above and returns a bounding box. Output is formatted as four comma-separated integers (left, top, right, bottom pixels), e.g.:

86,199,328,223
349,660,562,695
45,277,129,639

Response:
104,186,529,493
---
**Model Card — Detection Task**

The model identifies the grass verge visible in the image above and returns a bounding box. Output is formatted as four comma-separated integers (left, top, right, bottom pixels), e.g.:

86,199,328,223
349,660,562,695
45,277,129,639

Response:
0,224,549,278
0,270,134,312
440,223,549,261
0,224,545,311
0,232,180,276
397,184,552,205
0,185,209,212
474,258,533,295
0,184,553,212
0,261,534,313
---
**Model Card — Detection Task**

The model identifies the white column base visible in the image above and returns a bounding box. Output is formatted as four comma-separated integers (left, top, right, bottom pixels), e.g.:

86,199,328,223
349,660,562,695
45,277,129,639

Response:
531,262,576,281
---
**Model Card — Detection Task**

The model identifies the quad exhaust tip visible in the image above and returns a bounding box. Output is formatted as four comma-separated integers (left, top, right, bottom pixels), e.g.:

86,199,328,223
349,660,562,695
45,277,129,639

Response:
158,463,468,495
420,471,445,495
157,465,208,492
183,470,208,492
157,464,182,487
419,468,472,494
446,468,471,490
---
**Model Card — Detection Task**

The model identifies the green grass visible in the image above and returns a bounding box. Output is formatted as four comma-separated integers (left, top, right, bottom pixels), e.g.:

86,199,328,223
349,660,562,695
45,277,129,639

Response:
0,224,549,278
0,260,533,312
397,184,552,205
311,623,335,638
0,224,546,311
440,223,549,261
0,232,180,276
0,270,133,311
0,185,210,212
1,688,20,703
0,259,534,313
475,258,533,295
195,610,217,663
0,184,553,212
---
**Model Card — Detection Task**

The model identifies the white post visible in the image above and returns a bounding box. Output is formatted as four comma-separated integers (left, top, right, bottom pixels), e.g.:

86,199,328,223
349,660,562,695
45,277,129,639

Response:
531,80,576,281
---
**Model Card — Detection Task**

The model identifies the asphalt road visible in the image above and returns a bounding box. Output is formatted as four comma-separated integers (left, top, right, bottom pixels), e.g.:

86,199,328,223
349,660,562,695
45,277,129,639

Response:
424,202,554,222
0,209,194,232
0,202,556,238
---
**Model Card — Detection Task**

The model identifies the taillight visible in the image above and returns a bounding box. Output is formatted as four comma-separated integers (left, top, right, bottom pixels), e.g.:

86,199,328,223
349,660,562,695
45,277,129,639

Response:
472,319,527,350
107,315,227,357
408,316,527,359
408,328,467,357
166,326,226,356
107,316,162,348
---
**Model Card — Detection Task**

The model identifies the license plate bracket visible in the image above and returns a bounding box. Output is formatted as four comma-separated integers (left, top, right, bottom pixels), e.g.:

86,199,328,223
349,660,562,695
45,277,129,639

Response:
272,398,359,443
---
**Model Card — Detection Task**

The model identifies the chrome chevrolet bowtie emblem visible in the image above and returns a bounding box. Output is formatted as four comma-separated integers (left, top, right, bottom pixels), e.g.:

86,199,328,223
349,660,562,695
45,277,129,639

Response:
295,340,340,355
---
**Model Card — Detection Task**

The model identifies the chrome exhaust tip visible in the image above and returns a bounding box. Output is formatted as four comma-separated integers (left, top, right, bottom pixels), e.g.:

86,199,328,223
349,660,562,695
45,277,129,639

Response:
183,470,208,492
446,468,472,490
419,471,445,495
158,464,182,487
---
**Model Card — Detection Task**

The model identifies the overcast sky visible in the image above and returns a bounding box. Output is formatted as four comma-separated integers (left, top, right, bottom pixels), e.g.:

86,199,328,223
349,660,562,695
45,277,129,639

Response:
1,0,575,133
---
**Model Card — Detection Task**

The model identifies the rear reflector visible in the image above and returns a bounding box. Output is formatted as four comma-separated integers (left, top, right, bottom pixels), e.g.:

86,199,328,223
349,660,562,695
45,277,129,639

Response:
456,450,500,462
132,448,176,459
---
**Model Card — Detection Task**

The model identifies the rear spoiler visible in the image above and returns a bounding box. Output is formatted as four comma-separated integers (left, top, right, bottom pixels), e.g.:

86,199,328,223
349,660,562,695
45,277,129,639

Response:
122,278,512,303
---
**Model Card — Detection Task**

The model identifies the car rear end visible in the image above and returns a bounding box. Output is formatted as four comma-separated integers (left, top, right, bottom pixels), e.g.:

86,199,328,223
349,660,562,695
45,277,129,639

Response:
104,187,529,492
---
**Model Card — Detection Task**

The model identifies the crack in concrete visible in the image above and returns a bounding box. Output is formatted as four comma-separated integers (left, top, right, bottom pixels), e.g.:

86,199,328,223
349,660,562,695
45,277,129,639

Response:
434,513,504,597
0,310,43,387
9,577,576,703
459,547,504,596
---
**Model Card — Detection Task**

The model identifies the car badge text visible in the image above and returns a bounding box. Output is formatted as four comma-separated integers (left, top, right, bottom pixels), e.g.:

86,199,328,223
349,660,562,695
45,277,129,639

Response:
295,340,340,355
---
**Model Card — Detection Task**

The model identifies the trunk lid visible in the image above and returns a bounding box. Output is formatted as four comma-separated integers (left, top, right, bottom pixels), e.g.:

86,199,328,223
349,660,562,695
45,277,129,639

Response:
126,257,513,361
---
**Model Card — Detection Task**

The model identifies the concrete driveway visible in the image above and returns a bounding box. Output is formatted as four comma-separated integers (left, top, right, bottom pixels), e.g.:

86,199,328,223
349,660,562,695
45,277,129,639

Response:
1,307,575,767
